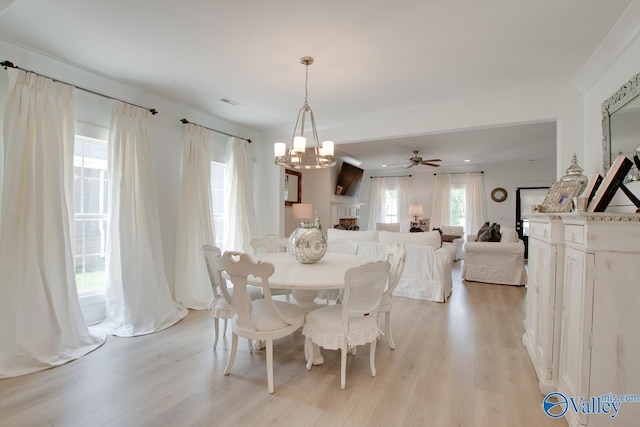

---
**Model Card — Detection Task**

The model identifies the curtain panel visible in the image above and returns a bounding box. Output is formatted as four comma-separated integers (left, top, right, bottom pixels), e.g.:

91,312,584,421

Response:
98,101,187,337
223,137,257,252
465,172,487,236
367,178,385,230
0,68,105,378
396,176,412,232
174,124,215,309
430,174,451,228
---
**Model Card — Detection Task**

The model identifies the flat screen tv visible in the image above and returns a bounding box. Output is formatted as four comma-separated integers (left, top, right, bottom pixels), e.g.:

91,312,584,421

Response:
335,162,364,197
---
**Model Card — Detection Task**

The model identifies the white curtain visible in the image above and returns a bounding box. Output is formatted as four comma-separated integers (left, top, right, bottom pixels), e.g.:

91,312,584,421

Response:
366,176,412,232
430,173,451,227
98,101,187,337
223,137,257,252
465,172,487,236
174,124,215,309
367,178,385,230
0,69,105,378
396,176,412,232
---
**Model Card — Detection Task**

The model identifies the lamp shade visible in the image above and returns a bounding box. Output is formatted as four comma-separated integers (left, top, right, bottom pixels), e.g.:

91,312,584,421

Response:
409,204,423,217
292,203,313,219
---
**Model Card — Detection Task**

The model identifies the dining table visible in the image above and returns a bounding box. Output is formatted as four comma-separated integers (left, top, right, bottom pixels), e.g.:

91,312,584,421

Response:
251,251,377,308
250,251,377,365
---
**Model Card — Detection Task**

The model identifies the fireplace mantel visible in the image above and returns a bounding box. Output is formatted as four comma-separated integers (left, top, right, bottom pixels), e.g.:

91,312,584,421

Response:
331,201,365,228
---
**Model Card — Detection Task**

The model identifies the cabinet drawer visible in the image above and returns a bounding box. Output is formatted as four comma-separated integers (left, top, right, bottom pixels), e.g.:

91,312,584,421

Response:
530,221,550,241
564,224,584,245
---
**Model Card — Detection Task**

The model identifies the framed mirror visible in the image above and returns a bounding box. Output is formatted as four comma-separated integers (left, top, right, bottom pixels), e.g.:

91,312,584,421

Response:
602,70,640,182
284,169,301,206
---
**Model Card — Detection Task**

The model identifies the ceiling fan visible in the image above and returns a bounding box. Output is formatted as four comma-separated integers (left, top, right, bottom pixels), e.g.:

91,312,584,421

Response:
395,150,442,168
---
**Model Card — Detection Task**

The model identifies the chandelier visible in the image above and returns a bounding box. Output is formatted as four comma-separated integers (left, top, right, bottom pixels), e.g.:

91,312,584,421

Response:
274,56,336,169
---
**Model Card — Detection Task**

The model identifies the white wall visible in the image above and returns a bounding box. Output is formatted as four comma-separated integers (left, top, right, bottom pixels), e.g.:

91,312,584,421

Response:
581,4,640,211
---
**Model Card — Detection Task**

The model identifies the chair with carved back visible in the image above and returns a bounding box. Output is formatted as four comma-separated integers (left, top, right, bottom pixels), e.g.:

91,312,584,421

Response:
201,245,261,351
250,234,293,302
218,251,306,394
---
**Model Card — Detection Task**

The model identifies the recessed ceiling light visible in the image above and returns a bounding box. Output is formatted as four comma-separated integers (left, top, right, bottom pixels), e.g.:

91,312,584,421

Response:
381,164,387,168
218,97,241,106
464,159,471,163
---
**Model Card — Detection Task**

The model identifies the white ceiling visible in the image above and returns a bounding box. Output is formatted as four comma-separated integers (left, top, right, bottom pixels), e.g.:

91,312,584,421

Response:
0,0,633,167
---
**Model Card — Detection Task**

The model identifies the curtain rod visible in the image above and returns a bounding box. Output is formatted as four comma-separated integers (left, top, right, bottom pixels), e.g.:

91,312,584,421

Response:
180,118,251,143
433,171,484,175
1,60,158,115
370,174,412,179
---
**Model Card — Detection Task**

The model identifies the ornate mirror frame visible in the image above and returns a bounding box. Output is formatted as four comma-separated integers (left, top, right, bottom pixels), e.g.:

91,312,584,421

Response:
601,70,640,181
284,169,302,206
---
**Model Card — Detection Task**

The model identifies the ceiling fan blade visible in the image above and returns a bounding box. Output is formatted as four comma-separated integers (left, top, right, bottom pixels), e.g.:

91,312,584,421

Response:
421,162,441,167
420,159,442,163
406,163,415,168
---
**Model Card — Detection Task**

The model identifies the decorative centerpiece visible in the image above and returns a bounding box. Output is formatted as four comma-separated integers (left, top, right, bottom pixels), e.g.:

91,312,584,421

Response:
560,153,588,195
289,203,327,264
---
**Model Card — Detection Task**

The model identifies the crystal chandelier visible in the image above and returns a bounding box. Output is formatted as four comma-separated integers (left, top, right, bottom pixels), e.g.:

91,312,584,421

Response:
274,56,336,169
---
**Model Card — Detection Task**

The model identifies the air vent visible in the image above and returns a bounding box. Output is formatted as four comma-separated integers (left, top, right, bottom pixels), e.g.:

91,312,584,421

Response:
218,97,241,106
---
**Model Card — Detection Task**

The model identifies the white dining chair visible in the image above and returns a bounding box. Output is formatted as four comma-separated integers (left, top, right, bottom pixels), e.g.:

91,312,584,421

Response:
378,242,407,349
302,260,391,389
218,251,306,394
250,234,293,302
318,238,359,304
201,245,262,351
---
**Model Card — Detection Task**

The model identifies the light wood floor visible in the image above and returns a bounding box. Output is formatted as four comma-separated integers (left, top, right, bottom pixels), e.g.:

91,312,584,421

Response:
0,263,566,427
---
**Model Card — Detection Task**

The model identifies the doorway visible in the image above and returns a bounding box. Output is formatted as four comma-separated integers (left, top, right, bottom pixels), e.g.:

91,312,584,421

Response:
516,187,549,259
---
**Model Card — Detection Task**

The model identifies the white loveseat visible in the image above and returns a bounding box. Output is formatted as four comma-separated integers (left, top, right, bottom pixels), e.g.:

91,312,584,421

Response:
327,228,453,302
462,226,527,286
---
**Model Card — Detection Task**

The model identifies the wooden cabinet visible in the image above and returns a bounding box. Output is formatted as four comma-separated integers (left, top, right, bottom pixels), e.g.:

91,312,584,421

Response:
523,215,564,394
525,213,640,427
558,214,640,427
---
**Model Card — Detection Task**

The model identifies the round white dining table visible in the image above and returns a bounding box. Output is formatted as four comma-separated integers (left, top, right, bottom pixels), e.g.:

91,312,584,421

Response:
252,252,376,292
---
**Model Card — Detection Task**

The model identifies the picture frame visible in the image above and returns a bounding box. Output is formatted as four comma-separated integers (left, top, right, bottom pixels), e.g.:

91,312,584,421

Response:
583,172,603,205
541,181,583,213
588,154,633,212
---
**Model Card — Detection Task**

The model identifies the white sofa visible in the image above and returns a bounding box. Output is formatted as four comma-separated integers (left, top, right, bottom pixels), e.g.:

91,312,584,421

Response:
327,228,453,302
462,227,527,286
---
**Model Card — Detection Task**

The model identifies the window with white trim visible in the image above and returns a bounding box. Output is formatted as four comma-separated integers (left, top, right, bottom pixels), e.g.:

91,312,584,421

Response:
73,135,109,295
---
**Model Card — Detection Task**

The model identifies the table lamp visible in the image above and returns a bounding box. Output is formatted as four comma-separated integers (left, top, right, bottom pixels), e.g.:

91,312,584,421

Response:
409,204,423,221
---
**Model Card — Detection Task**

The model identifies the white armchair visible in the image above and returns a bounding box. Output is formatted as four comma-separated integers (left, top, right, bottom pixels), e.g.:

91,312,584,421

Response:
462,227,527,286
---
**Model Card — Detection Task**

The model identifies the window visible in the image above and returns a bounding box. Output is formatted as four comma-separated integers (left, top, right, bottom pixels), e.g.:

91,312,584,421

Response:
384,187,399,223
450,184,466,227
210,161,226,249
74,135,109,294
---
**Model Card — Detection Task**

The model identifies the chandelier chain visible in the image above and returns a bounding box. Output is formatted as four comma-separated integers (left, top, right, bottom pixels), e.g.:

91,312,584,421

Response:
304,63,309,106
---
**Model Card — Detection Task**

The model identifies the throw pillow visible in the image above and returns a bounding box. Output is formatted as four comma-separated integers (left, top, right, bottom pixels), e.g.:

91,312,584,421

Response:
489,223,501,242
500,227,518,243
476,222,491,242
